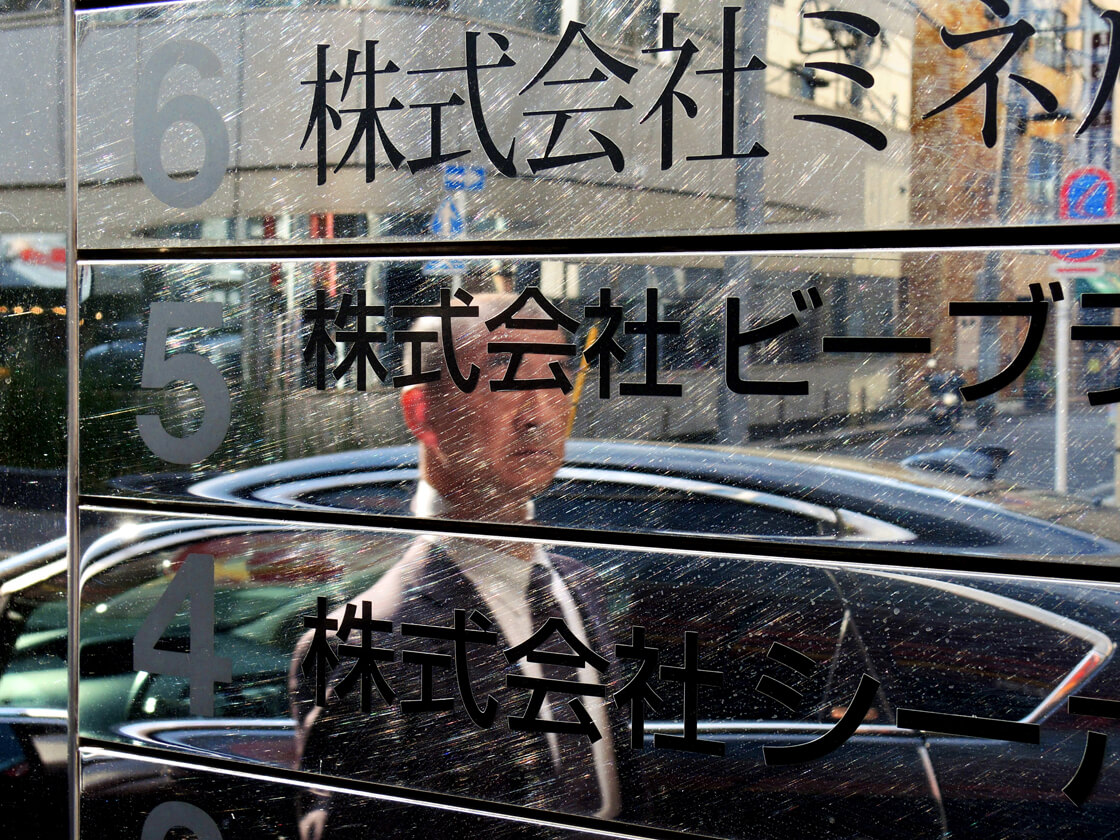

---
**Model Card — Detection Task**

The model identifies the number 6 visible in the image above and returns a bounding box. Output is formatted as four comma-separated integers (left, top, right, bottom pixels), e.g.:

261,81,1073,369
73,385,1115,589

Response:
134,39,230,209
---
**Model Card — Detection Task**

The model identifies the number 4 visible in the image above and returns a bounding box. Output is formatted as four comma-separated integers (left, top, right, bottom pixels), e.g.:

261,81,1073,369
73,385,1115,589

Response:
132,554,233,717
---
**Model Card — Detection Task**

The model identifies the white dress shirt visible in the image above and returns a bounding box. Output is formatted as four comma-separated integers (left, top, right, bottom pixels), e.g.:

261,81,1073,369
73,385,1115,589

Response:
411,481,621,818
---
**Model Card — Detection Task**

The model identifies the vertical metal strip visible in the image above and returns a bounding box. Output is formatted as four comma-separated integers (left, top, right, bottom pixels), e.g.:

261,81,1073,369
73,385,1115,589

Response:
64,0,80,837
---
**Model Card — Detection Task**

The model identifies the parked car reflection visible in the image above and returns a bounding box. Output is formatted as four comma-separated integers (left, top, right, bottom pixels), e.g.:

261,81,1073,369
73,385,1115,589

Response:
185,441,1120,559
1,503,1119,839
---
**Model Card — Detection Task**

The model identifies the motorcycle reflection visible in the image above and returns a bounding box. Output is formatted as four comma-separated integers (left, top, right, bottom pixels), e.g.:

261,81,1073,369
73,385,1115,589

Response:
924,359,965,433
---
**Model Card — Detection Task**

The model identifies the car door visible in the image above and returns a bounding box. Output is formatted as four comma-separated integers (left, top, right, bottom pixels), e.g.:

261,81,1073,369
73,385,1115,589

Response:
833,569,1120,839
593,551,944,840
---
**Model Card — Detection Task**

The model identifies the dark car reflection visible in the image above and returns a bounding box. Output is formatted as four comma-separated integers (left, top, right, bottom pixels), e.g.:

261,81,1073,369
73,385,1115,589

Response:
83,322,242,389
2,514,1120,839
187,441,1120,558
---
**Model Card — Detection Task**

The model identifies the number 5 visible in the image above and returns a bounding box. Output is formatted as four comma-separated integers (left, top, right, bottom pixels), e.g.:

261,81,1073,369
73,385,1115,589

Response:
137,302,232,464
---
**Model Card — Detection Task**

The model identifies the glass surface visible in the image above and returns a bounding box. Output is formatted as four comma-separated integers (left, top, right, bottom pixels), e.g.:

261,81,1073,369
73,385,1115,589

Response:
55,510,1120,839
43,2,1120,837
0,6,68,840
77,752,640,840
67,0,1119,247
79,251,1120,563
0,533,67,840
0,4,66,559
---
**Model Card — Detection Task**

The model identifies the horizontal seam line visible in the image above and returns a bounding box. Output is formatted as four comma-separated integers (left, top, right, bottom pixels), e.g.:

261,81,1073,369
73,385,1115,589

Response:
78,493,1120,585
77,736,717,840
75,222,1120,262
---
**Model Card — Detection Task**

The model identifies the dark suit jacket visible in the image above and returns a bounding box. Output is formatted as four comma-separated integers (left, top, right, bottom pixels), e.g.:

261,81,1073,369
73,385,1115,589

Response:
289,539,638,838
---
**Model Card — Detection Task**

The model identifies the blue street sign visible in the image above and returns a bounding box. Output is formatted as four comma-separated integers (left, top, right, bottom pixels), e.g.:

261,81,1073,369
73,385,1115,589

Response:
444,164,486,192
422,259,467,276
1060,167,1115,220
429,196,464,237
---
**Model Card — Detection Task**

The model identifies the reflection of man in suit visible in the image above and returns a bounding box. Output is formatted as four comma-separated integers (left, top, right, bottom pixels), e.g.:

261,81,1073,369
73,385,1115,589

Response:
291,293,629,839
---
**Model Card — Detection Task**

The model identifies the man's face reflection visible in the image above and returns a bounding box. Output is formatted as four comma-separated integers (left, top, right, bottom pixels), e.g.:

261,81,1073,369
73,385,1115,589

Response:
418,320,572,519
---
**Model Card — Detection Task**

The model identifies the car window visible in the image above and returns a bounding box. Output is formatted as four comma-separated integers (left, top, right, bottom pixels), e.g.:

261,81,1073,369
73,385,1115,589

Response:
0,722,27,774
598,554,852,723
0,575,67,711
295,475,837,539
835,570,1103,721
67,523,862,739
537,480,834,538
50,529,405,735
296,481,413,515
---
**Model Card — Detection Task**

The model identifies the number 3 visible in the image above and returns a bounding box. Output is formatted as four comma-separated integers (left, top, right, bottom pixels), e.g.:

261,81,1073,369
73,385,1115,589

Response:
137,302,232,465
141,802,223,840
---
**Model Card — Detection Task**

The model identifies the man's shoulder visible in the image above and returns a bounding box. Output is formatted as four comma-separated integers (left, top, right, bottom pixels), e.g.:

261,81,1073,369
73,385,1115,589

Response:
544,553,604,591
544,549,613,632
339,537,430,617
288,537,439,732
543,549,582,573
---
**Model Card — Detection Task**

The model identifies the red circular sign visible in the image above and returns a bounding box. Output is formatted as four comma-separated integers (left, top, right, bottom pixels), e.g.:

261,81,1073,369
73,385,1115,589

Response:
1049,247,1106,261
1059,167,1115,220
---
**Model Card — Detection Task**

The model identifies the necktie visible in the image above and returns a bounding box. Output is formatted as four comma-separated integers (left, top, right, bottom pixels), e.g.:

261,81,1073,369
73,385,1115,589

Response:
524,562,602,815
